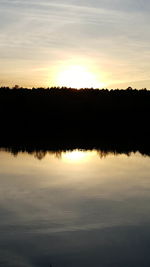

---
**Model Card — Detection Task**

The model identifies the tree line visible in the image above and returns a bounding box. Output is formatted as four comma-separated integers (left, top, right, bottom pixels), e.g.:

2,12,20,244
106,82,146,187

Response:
0,86,150,153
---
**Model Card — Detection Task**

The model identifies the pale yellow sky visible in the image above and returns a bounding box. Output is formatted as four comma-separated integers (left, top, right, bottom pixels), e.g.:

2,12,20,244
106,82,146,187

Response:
1,0,150,89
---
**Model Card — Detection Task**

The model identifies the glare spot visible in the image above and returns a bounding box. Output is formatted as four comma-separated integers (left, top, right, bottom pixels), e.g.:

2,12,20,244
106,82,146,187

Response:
56,65,105,89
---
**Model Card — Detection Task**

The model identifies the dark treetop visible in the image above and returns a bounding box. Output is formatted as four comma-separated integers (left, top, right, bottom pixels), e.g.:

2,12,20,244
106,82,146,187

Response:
0,87,150,155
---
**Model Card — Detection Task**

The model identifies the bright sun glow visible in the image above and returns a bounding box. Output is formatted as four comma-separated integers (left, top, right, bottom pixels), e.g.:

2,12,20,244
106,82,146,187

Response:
57,65,105,89
62,150,90,163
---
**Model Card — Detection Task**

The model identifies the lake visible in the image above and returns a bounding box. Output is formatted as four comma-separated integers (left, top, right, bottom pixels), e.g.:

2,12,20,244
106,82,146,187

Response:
0,149,150,267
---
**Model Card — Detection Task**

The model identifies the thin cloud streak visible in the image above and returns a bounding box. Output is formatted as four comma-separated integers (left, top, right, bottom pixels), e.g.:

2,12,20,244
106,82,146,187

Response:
0,0,150,87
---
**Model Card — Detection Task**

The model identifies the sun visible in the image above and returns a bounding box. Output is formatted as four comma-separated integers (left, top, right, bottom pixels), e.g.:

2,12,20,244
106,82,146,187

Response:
56,65,105,89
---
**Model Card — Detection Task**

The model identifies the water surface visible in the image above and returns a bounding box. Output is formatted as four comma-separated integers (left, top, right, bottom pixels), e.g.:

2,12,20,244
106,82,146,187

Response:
0,150,150,267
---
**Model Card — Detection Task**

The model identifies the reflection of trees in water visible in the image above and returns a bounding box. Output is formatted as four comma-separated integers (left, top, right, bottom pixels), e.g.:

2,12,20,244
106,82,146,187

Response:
33,150,70,160
0,148,64,160
0,147,149,159
97,150,131,158
0,148,19,157
54,151,62,159
97,150,110,158
34,151,47,160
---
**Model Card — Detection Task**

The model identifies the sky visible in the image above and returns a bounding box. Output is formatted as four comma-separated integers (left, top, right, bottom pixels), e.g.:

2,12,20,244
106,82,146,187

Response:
0,0,150,88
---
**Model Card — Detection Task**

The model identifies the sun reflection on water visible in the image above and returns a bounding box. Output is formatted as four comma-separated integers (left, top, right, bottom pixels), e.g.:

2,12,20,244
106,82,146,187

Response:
61,150,93,163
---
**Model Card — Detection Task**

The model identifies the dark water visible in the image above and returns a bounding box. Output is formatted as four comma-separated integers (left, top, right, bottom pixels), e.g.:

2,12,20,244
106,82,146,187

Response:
0,150,150,267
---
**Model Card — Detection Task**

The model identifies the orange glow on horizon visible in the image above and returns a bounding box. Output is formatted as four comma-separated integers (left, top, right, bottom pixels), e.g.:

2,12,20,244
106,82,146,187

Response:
55,65,105,89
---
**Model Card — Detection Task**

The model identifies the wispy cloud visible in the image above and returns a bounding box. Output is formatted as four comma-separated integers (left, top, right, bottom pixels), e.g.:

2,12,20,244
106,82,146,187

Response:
0,0,150,87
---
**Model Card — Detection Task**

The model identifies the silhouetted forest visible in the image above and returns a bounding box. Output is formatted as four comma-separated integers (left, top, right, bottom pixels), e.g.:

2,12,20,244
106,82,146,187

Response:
0,86,150,155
